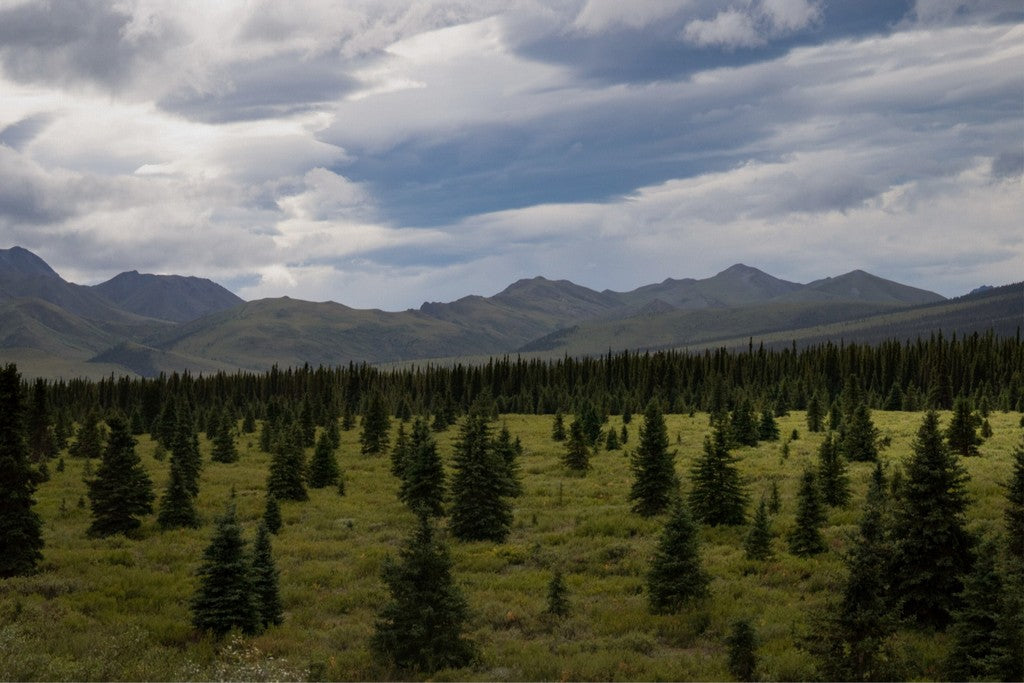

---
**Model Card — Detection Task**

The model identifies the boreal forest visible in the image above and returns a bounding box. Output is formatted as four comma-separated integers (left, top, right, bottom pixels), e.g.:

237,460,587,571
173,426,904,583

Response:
1,332,1023,680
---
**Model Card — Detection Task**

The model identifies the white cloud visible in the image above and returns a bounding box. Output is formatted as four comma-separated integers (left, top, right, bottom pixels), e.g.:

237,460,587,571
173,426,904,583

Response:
682,9,764,48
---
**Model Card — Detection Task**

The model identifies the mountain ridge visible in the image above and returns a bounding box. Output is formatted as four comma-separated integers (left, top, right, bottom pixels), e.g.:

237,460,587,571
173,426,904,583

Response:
5,245,1017,380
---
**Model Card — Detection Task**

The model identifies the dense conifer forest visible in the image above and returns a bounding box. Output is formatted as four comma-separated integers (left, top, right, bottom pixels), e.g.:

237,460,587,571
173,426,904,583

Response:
1,330,1022,680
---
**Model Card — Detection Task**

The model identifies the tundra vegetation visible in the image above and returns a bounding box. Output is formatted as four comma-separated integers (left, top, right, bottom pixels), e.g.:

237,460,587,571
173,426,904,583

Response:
0,335,1022,681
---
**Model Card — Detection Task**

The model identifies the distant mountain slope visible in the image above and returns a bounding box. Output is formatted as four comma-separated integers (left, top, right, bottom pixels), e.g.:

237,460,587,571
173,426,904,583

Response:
149,297,501,370
779,269,946,306
7,244,1010,381
93,270,244,322
608,264,803,310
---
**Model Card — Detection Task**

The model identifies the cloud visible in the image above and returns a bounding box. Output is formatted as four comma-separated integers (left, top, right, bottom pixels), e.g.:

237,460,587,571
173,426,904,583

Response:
683,10,765,48
0,2,1020,311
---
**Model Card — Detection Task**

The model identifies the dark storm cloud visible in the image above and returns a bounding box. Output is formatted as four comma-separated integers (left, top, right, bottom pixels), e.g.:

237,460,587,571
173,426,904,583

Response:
0,113,54,151
991,150,1023,178
158,52,359,124
514,0,914,86
0,148,76,224
0,0,169,90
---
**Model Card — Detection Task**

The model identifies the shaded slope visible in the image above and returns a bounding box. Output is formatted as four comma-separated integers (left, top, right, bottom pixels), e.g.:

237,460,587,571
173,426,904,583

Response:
93,271,243,322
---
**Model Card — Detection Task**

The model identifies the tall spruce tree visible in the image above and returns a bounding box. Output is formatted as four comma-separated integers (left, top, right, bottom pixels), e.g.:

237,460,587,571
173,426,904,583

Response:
157,454,200,530
730,398,759,447
492,423,522,497
307,431,340,488
757,408,779,442
390,422,410,479
251,522,284,629
210,412,238,463
562,420,591,473
944,536,1008,681
371,516,475,673
191,504,259,637
171,406,202,497
628,400,678,517
399,418,446,517
449,412,512,542
816,471,900,681
263,493,282,534
646,498,710,614
806,391,824,433
788,468,826,556
817,432,850,507
726,619,758,682
744,497,774,561
891,411,973,629
0,364,44,577
1007,437,1024,559
69,410,105,459
267,425,308,501
688,426,747,526
26,378,56,463
840,403,879,462
87,416,154,538
360,392,391,455
945,396,982,457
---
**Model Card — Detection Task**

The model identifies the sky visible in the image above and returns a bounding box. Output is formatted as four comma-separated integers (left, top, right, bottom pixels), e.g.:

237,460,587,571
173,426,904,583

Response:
0,0,1021,311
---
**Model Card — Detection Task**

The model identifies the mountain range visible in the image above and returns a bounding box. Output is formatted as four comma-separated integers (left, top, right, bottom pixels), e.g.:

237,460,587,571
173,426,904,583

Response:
1,246,1019,378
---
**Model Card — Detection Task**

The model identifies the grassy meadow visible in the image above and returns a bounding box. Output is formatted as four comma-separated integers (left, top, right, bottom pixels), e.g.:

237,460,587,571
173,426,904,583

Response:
2,409,1021,681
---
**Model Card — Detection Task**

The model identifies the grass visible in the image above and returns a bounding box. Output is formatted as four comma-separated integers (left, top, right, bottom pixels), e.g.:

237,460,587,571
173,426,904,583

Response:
2,410,1021,681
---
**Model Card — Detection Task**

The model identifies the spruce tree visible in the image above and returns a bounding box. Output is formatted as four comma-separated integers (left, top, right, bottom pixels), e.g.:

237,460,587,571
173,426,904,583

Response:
788,468,826,556
157,454,200,530
562,420,591,473
210,412,238,463
69,410,105,459
360,392,391,455
87,416,154,538
744,497,774,561
646,499,709,614
806,391,824,433
267,425,308,501
191,504,259,637
551,411,566,442
1007,438,1024,559
492,423,522,497
389,422,410,479
628,400,677,517
399,419,446,517
251,522,284,629
726,619,758,682
575,399,603,447
817,475,900,681
604,426,620,450
307,431,340,488
840,403,879,462
545,570,569,618
817,432,850,507
26,378,56,463
945,396,982,457
263,493,282,534
944,537,1007,680
0,364,44,577
730,398,759,447
768,479,781,514
449,412,512,542
688,426,746,526
371,516,475,673
757,408,779,442
891,411,973,629
171,406,202,497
